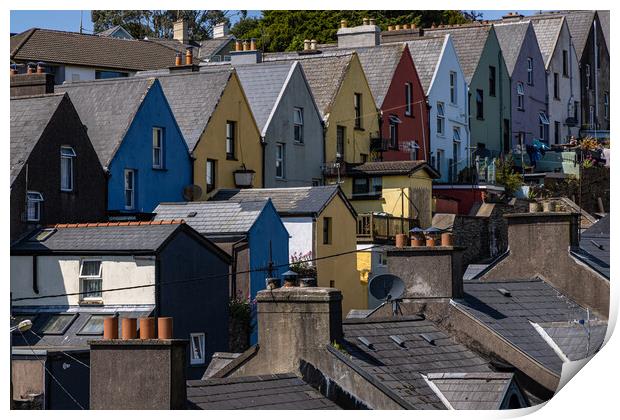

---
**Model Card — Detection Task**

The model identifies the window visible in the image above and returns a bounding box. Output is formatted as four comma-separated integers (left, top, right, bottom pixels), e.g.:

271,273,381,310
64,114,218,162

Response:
503,119,510,153
527,57,533,85
562,50,569,77
453,128,461,166
329,280,335,288
275,143,285,179
436,149,444,173
589,106,595,127
60,146,76,191
293,107,304,142
538,112,549,142
553,73,560,100
489,66,496,97
95,70,129,79
378,252,387,266
323,217,332,245
604,92,609,119
574,101,580,122
475,89,484,119
190,333,206,365
206,159,216,192
152,127,164,169
518,132,525,147
585,64,591,89
405,83,413,115
336,125,345,159
78,314,111,335
389,120,398,148
40,314,75,335
226,121,236,159
354,93,362,128
554,121,561,144
449,72,457,104
436,102,445,135
26,191,43,222
124,169,135,210
352,177,382,198
360,153,368,162
516,83,525,110
80,260,102,300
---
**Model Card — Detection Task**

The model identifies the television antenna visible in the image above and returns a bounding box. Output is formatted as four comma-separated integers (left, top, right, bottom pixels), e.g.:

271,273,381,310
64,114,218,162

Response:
368,274,405,316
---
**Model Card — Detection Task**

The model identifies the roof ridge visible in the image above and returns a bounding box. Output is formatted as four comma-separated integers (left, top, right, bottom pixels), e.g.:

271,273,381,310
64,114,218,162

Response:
50,220,185,228
10,92,66,101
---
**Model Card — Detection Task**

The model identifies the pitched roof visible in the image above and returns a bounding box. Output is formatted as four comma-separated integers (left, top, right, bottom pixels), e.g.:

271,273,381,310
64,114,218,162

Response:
401,36,447,93
535,321,607,361
493,22,532,75
264,52,354,118
423,26,492,83
573,214,610,279
210,185,355,217
197,36,235,60
527,16,565,68
56,77,157,168
598,10,610,50
560,11,596,58
337,316,496,409
10,93,65,185
425,372,516,410
186,373,340,409
11,221,185,253
96,25,134,39
153,200,269,235
153,70,233,151
234,62,297,134
344,160,440,178
10,28,194,71
454,279,604,375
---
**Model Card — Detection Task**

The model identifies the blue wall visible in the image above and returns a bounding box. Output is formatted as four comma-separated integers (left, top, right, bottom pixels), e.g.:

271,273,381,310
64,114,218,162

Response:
248,200,290,343
107,81,191,213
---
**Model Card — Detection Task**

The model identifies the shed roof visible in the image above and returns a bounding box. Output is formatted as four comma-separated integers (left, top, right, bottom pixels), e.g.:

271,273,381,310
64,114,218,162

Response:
344,160,440,178
573,214,610,279
401,36,447,94
493,22,532,75
10,93,66,185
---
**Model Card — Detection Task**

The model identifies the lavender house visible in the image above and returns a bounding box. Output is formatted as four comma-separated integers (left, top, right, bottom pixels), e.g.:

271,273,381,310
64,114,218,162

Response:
494,21,548,147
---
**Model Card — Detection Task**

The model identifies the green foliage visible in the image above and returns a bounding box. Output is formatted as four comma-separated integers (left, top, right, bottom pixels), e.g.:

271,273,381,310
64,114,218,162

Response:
229,293,252,325
494,157,523,196
230,10,471,52
289,251,317,277
332,340,348,354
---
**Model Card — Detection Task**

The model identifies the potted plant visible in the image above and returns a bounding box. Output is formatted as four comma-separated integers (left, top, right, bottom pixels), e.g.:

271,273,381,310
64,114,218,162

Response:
527,185,541,212
409,227,425,247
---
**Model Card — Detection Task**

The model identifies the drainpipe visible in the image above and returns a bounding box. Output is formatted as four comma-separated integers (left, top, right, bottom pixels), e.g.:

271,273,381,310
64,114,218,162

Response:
32,256,39,294
593,18,599,137
568,30,575,140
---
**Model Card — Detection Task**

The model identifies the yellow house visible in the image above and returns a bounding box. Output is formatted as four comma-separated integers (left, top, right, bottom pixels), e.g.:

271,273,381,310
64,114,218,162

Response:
157,68,263,198
211,185,366,316
265,51,380,166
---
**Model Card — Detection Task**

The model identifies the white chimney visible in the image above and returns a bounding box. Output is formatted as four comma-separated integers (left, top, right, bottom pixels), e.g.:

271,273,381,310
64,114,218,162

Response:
337,20,381,48
213,22,230,39
173,19,189,44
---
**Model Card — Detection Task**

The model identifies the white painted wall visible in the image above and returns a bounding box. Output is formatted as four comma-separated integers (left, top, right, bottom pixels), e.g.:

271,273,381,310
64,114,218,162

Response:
11,255,156,307
427,35,470,182
283,217,314,260
64,66,96,82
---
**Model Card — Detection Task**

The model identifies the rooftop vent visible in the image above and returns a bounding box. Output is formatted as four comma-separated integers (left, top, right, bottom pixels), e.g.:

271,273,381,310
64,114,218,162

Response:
590,240,604,250
357,336,374,349
419,333,435,345
497,288,512,297
187,211,197,218
389,335,406,347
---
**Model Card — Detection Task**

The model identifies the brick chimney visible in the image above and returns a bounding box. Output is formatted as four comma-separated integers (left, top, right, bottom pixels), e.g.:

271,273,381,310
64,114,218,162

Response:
173,18,189,44
213,22,230,39
337,19,381,48
10,67,54,97
230,39,262,65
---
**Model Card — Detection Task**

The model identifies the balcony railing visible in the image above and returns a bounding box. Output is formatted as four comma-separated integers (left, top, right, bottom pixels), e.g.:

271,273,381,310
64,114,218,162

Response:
356,213,418,243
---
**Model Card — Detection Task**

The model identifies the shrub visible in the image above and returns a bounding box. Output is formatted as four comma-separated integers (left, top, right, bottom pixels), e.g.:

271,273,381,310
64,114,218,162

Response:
494,157,523,196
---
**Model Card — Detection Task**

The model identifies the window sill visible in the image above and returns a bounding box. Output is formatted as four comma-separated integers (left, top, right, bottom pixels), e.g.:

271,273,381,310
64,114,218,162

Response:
79,300,104,306
476,117,485,121
404,112,413,118
226,156,238,161
152,167,167,171
60,189,74,193
354,127,365,132
293,141,305,146
350,195,383,201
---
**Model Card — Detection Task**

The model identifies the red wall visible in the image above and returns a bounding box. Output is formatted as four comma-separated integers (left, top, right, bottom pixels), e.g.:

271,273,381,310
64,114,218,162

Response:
433,188,485,215
381,45,430,162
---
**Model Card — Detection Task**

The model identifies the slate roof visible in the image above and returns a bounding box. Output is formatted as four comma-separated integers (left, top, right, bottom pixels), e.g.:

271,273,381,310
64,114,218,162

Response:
96,25,133,39
10,93,65,185
10,28,194,71
425,372,515,410
493,22,532,76
196,37,235,60
526,16,565,68
573,214,610,279
234,62,297,134
536,321,607,361
11,221,184,254
337,316,496,409
56,77,157,168
264,52,354,118
454,279,603,375
211,185,355,217
598,10,610,50
153,200,268,235
423,26,492,83
560,11,596,58
154,69,233,151
401,36,447,94
344,160,440,178
186,373,340,409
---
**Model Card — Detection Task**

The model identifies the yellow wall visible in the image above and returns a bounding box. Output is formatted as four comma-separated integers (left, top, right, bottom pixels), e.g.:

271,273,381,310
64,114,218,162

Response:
315,194,366,315
325,55,380,164
193,73,263,198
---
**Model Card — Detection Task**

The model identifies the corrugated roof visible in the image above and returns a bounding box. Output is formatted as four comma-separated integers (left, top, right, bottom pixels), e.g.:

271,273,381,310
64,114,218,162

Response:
402,36,446,94
493,22,532,75
56,77,156,168
10,93,65,185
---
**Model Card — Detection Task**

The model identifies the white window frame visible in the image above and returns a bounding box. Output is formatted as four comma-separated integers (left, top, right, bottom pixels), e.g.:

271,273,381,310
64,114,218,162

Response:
293,107,304,143
516,83,525,110
60,146,76,192
190,333,206,365
152,127,164,169
26,191,44,222
585,64,591,89
405,82,413,116
79,259,103,301
275,143,285,179
389,121,398,148
449,72,457,104
436,102,445,135
206,159,216,192
527,57,533,85
124,169,135,210
538,112,549,141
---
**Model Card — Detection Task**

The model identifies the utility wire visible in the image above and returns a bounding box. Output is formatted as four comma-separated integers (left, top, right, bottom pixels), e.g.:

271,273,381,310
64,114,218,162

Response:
11,244,378,303
25,329,91,370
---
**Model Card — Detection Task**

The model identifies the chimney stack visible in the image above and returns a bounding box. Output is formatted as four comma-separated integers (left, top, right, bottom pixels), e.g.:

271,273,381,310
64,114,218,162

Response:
340,19,348,28
310,39,317,50
173,18,189,44
174,52,182,66
303,39,311,50
230,39,263,65
250,38,257,51
212,22,230,39
363,17,370,25
337,18,381,48
185,47,193,65
10,66,55,97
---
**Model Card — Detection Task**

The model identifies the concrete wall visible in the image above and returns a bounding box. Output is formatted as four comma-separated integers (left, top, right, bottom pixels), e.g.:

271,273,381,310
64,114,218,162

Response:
11,255,156,307
263,63,324,187
12,359,44,401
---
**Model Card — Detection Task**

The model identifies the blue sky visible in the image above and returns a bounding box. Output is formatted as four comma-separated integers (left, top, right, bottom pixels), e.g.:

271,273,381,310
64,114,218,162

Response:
10,10,539,34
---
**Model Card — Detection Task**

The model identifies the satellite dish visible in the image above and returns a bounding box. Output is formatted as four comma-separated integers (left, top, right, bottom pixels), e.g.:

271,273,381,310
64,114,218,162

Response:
183,184,203,201
368,274,405,302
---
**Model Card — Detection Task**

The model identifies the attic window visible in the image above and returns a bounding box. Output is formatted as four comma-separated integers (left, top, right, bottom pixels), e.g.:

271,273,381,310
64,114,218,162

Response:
357,336,374,349
419,333,435,345
497,288,512,297
187,211,198,218
29,228,56,242
389,335,406,347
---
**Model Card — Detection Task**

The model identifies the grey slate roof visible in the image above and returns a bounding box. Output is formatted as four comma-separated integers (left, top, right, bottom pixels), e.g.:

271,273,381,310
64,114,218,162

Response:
402,36,447,94
338,316,496,409
234,62,296,134
211,185,354,217
493,22,532,76
11,221,183,253
425,372,515,410
197,37,235,60
527,16,565,68
153,200,268,235
560,11,596,58
598,10,610,50
423,26,491,83
10,93,65,185
537,321,607,361
463,264,491,281
56,78,156,168
154,69,233,151
454,279,603,375
186,373,340,409
573,214,610,279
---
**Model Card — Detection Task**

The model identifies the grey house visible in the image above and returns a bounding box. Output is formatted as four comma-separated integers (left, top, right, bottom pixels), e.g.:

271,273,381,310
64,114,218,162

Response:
494,21,548,147
235,61,324,187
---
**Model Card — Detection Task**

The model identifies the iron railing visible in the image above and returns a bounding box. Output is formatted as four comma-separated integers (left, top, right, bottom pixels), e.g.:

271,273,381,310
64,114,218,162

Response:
356,213,417,243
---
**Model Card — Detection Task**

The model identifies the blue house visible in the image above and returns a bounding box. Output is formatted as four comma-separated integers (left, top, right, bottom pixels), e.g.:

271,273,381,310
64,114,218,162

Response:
57,77,191,215
153,199,289,344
